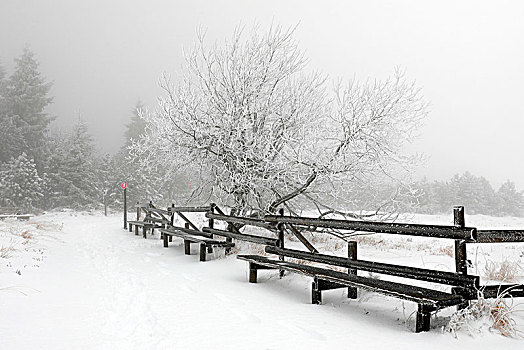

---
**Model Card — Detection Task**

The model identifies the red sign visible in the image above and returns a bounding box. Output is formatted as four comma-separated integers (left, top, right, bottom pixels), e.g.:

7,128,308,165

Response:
121,182,127,189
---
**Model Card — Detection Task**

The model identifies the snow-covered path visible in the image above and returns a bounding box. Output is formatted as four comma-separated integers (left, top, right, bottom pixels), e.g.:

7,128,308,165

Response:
0,213,522,349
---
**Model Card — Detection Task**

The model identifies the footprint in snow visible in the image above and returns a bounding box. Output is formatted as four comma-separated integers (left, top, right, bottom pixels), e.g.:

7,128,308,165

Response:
145,252,161,257
180,283,197,293
213,293,231,303
158,268,170,276
297,325,327,341
182,273,199,282
231,308,261,324
214,292,246,306
276,321,326,341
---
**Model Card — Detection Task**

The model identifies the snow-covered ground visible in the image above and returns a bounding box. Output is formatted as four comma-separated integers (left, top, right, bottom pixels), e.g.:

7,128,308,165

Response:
1,211,523,349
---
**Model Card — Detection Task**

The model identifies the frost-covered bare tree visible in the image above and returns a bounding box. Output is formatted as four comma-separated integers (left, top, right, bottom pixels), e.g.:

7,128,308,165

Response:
131,26,427,217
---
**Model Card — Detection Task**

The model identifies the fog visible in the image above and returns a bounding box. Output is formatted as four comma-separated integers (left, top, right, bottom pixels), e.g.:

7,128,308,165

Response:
1,0,523,187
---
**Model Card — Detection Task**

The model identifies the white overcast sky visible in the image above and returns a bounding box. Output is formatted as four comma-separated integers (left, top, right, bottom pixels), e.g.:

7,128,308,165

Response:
1,0,523,188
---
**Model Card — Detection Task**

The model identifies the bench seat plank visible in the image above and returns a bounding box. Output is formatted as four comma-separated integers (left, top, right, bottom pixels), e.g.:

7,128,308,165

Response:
161,227,212,239
145,217,171,224
0,214,33,220
238,255,464,309
127,220,159,227
265,246,479,288
202,227,279,246
161,228,235,246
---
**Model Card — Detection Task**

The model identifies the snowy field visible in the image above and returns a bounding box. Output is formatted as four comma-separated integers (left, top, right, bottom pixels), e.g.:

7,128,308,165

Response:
1,211,523,349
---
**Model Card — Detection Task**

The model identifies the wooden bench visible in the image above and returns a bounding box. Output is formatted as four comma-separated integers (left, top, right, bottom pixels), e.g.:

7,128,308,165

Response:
161,226,235,261
202,203,280,251
236,206,485,332
159,205,235,261
238,245,477,332
0,207,33,221
128,202,172,238
0,214,33,221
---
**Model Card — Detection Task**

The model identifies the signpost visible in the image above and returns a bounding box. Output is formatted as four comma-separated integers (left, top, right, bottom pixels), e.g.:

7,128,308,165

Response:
122,182,127,229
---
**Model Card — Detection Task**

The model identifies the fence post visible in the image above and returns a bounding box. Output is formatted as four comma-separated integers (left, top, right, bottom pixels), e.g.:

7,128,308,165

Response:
454,205,470,310
224,207,235,254
123,188,127,229
347,241,357,299
208,203,215,235
135,201,140,235
184,223,191,255
278,208,285,278
454,206,467,275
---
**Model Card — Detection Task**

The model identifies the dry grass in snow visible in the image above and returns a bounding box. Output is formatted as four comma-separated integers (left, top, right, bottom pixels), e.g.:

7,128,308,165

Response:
446,290,524,338
484,259,522,283
0,218,63,275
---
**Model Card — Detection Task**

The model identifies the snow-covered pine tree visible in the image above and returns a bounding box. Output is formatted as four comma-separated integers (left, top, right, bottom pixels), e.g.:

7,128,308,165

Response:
0,152,45,209
3,47,53,167
59,119,98,208
115,102,161,205
497,180,524,216
0,113,25,163
0,61,6,96
0,61,26,163
95,154,120,214
124,101,147,148
39,134,71,209
118,101,192,206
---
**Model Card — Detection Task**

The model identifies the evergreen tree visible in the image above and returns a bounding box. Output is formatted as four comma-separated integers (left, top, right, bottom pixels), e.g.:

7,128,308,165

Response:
415,173,524,216
3,47,53,165
0,61,25,163
59,119,98,208
40,134,70,208
0,153,45,209
116,102,166,205
95,154,120,212
124,101,146,148
497,180,524,216
0,61,6,97
0,113,25,163
115,101,193,207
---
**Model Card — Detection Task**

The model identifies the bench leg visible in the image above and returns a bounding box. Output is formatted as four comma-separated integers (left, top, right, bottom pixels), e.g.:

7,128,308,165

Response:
312,280,322,304
199,244,207,262
347,286,358,299
457,300,469,311
184,240,191,255
249,263,258,283
451,287,473,311
415,304,431,333
169,236,173,242
135,226,139,236
128,224,132,232
143,226,147,239
225,237,233,254
163,234,169,248
279,256,285,278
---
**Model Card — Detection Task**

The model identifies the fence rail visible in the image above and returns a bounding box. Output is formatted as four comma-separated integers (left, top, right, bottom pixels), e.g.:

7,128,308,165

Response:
264,215,478,241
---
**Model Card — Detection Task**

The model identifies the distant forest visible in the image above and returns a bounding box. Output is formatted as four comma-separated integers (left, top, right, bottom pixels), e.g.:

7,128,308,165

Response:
0,48,190,211
414,173,523,216
0,49,522,216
